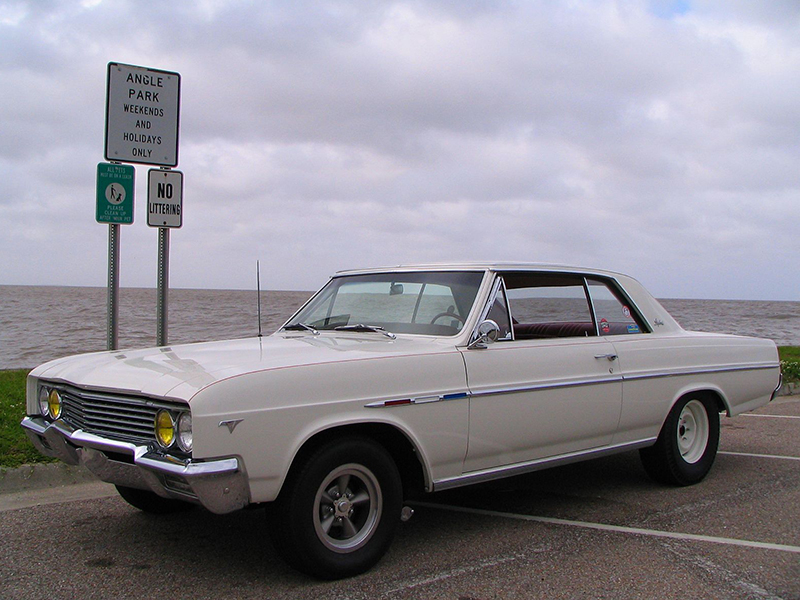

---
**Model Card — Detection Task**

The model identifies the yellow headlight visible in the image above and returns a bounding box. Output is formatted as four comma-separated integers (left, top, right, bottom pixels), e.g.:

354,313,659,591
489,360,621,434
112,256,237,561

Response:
155,410,175,447
48,390,62,419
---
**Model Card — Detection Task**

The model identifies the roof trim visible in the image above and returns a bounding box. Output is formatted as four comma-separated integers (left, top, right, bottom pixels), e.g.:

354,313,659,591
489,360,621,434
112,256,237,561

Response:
333,262,628,279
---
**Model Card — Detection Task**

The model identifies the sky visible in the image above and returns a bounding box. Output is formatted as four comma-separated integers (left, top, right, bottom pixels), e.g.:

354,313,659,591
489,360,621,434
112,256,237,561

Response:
1,0,798,300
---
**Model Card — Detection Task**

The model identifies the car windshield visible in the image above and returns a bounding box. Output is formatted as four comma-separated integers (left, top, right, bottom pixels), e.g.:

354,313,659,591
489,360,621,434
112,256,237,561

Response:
286,271,485,336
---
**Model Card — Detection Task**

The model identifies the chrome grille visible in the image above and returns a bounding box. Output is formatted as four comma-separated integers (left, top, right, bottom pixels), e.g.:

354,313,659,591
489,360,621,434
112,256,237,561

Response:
55,385,185,445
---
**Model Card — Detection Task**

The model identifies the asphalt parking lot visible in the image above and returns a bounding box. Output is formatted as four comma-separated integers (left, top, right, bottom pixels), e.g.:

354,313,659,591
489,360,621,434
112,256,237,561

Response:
1,396,798,600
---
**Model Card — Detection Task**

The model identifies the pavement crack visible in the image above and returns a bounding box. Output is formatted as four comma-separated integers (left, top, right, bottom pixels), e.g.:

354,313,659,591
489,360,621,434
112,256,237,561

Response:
662,540,786,600
378,554,523,598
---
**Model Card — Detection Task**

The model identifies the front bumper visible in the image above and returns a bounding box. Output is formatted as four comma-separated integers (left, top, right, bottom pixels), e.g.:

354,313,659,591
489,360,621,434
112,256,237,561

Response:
21,416,250,514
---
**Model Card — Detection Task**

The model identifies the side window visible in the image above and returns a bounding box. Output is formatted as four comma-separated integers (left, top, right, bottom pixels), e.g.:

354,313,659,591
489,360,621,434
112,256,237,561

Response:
586,278,647,336
505,275,595,339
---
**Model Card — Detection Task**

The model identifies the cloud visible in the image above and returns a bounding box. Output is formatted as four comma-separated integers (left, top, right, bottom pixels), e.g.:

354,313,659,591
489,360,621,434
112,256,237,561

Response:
0,0,798,299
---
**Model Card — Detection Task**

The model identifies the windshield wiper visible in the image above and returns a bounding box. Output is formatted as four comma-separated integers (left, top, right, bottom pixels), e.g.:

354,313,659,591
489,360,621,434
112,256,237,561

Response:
334,324,396,339
281,322,319,335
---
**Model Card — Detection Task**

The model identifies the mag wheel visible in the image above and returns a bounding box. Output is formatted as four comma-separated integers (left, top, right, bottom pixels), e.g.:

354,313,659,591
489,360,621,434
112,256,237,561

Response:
268,437,402,579
313,463,382,552
640,394,720,486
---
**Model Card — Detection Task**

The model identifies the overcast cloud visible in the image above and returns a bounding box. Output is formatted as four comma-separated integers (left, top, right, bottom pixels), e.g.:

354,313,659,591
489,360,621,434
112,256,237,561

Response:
1,0,798,299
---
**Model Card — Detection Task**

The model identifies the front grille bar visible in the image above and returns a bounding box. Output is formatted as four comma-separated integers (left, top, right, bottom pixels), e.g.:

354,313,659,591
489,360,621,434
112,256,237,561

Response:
51,384,187,446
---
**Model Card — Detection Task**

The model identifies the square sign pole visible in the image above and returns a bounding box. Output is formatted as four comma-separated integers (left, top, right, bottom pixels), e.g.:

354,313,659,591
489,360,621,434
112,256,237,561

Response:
147,169,183,228
147,168,184,346
105,62,181,167
95,162,134,351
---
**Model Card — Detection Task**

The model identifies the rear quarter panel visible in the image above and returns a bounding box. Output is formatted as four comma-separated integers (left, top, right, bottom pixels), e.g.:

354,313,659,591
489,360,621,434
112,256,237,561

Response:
610,331,780,445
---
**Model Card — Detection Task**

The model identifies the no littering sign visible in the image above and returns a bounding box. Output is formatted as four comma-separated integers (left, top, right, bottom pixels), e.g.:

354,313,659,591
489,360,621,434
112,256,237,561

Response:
105,62,181,167
147,169,183,228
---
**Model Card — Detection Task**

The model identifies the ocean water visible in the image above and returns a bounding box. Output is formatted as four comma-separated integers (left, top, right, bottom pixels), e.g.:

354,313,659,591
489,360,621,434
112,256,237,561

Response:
1,285,798,370
0,286,312,370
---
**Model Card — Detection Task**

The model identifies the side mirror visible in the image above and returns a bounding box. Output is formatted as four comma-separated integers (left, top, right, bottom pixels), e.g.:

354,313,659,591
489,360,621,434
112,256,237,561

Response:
468,319,500,349
390,283,404,296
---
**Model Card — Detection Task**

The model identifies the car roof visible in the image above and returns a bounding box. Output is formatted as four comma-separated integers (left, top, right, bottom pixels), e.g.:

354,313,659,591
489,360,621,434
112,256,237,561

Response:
333,262,631,279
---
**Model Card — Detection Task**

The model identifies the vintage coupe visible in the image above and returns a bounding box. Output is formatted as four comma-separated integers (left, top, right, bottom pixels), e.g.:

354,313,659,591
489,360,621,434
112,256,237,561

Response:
23,264,781,578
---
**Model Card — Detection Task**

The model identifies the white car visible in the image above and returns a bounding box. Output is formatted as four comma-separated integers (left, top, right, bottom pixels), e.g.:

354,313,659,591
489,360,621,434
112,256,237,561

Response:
22,264,782,578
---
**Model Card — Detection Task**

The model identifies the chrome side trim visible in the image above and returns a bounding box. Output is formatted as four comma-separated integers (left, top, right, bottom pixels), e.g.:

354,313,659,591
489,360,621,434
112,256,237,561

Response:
366,375,623,407
622,362,780,383
433,438,656,491
470,375,622,399
365,391,469,408
364,363,777,408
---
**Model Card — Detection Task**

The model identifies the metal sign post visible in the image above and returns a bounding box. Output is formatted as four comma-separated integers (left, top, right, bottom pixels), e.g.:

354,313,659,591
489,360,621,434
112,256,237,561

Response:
156,227,170,347
148,168,184,346
96,163,135,350
107,224,121,350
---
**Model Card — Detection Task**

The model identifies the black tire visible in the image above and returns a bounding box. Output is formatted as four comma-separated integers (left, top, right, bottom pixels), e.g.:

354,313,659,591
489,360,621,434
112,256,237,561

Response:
115,485,196,514
268,437,402,579
639,394,720,486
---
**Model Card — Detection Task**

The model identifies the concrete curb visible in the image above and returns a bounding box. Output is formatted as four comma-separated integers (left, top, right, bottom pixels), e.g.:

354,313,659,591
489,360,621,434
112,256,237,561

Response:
0,462,98,494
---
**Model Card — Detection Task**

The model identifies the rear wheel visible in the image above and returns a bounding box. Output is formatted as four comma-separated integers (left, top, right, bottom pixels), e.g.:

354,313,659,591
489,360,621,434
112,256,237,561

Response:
268,437,402,579
115,485,195,514
639,394,720,486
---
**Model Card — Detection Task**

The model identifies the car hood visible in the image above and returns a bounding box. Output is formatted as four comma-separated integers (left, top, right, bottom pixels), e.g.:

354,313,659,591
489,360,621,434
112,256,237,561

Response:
30,333,457,402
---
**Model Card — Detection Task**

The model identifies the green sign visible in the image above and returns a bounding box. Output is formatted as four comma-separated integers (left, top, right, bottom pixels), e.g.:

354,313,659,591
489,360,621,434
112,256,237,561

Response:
96,163,135,224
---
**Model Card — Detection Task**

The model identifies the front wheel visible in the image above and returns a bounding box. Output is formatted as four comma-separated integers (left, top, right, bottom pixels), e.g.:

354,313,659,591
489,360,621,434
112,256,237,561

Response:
639,394,720,486
268,437,402,579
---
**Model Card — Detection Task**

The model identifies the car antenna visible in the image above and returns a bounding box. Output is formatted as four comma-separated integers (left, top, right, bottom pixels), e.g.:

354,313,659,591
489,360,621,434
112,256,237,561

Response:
257,260,263,338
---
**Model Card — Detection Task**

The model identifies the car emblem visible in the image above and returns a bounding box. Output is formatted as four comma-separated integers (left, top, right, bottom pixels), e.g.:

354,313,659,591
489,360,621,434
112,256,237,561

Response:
219,419,244,433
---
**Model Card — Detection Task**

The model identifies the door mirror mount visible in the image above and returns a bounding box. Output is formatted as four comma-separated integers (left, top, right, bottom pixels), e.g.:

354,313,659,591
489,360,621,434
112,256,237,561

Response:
468,319,500,350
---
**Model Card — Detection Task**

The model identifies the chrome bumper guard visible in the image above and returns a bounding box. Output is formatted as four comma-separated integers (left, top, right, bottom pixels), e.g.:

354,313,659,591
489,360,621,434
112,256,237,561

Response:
21,416,250,515
771,373,783,402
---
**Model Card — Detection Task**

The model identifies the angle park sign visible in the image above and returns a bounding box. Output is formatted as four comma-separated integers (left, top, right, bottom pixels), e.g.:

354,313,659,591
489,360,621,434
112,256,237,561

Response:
105,62,181,167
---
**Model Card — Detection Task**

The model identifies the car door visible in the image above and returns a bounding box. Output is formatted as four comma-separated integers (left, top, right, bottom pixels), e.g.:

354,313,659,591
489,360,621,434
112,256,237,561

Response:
460,273,624,473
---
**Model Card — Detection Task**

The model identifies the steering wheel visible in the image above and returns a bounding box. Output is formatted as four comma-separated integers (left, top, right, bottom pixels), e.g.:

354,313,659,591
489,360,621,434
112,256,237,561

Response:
430,312,465,326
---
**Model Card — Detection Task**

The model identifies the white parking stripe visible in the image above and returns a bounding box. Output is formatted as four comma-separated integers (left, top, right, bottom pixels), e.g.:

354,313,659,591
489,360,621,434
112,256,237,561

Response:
740,414,800,420
411,502,800,554
719,451,800,462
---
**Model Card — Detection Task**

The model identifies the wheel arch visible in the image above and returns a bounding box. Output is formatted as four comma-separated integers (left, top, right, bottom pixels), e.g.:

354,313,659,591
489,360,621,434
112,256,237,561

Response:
280,422,429,502
669,385,729,417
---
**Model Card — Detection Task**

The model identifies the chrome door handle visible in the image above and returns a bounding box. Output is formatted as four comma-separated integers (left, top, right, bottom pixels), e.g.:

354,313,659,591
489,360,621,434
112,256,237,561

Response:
594,354,618,362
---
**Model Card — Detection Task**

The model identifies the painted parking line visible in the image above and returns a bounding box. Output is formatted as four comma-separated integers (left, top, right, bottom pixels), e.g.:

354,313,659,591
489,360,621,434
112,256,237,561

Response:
719,451,800,462
411,502,800,555
740,414,800,420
